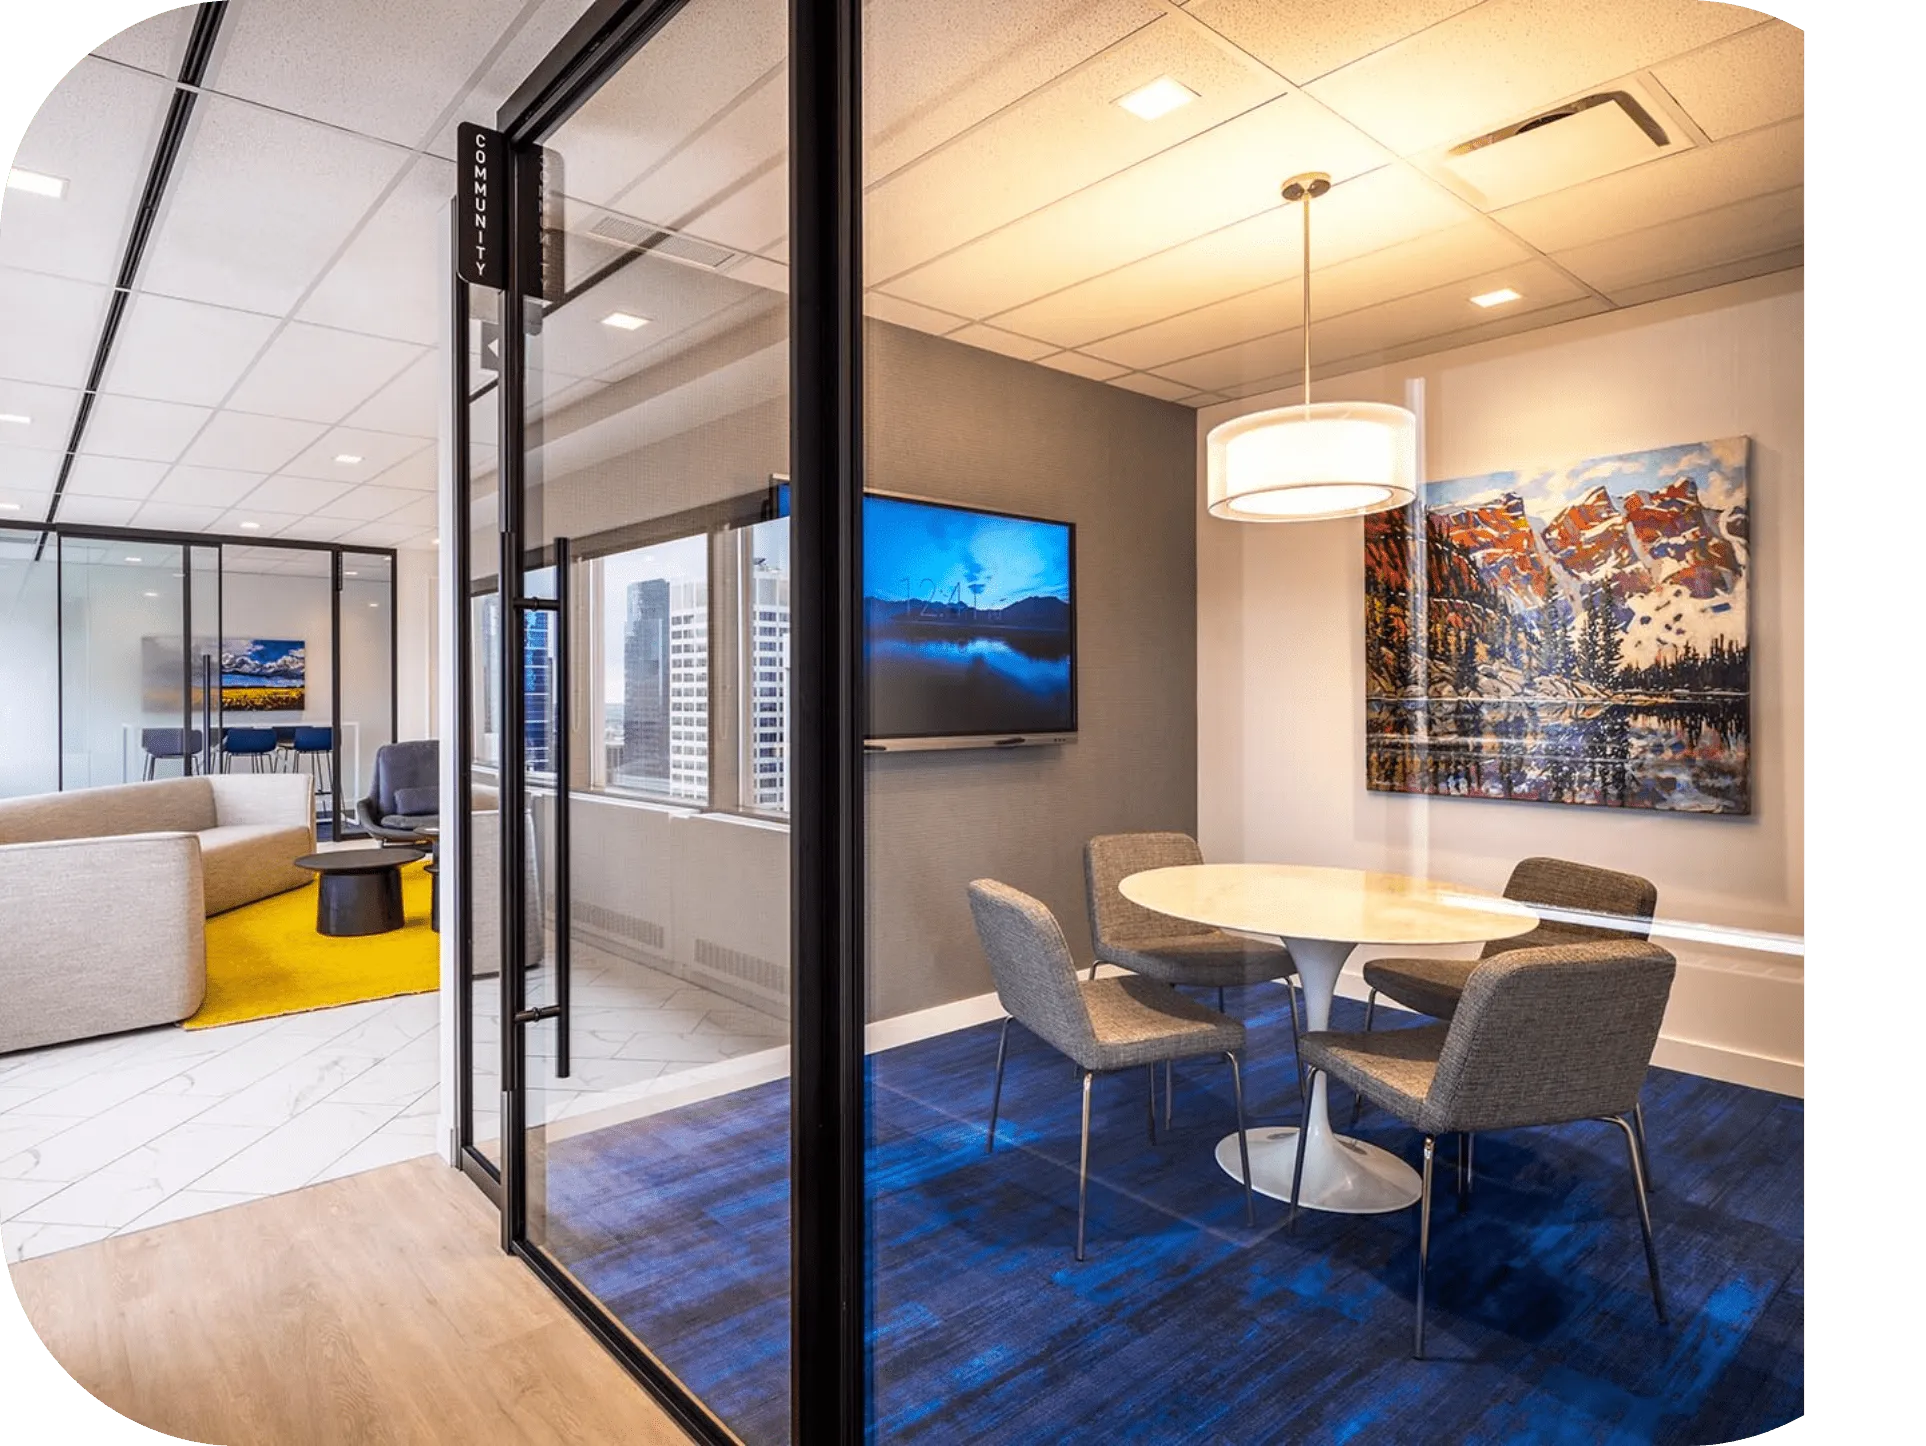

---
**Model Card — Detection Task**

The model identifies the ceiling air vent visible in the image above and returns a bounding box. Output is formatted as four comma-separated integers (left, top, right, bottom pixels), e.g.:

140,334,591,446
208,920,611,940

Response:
1438,87,1676,210
587,211,741,270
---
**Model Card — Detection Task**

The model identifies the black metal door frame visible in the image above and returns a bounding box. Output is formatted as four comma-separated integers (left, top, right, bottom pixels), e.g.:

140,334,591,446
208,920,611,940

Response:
457,1,868,1442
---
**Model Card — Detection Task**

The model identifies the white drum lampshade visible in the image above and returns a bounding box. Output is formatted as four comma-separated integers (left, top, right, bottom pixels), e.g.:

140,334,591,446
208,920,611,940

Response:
1206,401,1418,522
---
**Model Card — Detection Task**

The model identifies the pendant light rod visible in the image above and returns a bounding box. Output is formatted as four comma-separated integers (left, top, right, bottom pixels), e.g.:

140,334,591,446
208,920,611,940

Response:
1281,172,1330,412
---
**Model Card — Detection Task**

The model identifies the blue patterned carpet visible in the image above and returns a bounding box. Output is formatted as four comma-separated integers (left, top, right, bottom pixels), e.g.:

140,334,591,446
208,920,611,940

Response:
540,988,1802,1445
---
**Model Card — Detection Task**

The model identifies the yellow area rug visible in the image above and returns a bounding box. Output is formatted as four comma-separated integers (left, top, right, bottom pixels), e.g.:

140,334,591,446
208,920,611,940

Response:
187,860,438,1029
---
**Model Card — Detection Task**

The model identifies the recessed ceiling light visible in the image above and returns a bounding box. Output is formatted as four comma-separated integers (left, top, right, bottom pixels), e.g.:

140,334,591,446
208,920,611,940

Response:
6,167,66,199
430,536,440,546
334,453,363,465
0,502,22,511
1115,77,1198,122
600,311,650,331
1470,287,1523,308
344,569,359,577
143,591,159,598
124,555,141,563
0,412,30,426
239,521,261,530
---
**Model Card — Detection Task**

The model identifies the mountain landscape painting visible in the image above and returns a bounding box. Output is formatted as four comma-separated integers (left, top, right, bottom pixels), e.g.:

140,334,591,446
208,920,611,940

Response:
1365,436,1749,814
221,638,306,712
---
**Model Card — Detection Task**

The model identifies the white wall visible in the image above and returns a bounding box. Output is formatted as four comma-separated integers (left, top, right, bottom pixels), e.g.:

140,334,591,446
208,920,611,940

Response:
394,546,438,742
1196,271,1803,1094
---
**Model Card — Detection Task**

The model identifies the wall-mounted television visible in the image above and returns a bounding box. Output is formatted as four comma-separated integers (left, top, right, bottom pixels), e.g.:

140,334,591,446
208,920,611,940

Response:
772,482,1078,749
864,492,1075,747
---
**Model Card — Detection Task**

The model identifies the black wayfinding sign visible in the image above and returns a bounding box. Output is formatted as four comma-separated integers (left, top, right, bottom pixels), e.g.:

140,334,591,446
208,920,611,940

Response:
458,123,507,289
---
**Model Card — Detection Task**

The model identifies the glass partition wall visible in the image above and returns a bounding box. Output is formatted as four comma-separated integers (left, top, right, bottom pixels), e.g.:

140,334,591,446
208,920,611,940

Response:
0,522,398,836
456,3,1803,1444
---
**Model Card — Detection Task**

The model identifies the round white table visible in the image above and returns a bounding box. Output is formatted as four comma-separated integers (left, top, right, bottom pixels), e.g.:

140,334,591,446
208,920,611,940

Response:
1119,863,1537,1215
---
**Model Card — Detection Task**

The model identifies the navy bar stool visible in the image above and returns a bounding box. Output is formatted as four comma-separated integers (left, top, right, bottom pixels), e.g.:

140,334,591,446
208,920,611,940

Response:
221,727,279,773
293,725,333,796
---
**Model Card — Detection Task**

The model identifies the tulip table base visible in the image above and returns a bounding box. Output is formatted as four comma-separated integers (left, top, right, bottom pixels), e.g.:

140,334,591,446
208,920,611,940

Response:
1214,935,1423,1214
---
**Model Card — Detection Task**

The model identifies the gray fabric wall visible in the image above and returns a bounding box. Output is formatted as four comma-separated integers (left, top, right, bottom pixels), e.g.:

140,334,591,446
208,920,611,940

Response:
864,321,1199,1022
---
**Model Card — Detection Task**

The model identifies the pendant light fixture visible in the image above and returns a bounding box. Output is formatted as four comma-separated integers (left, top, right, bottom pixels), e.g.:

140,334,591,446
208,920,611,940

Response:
1205,173,1417,522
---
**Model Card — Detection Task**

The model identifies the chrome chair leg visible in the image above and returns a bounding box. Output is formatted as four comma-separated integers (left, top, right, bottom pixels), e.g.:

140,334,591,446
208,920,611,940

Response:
1163,1059,1173,1130
986,1017,1012,1153
1145,1064,1158,1145
1285,975,1307,1108
1075,1070,1094,1261
1349,989,1378,1129
1633,1098,1656,1191
1415,1135,1436,1359
1605,1113,1668,1324
1226,1051,1255,1227
1288,1067,1317,1233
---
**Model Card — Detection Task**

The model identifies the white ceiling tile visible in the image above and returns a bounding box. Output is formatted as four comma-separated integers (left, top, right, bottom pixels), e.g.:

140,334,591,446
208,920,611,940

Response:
992,163,1479,349
179,411,327,473
65,454,167,501
101,292,279,407
271,514,357,544
1304,0,1761,157
1106,373,1195,404
91,5,193,76
215,0,536,149
1493,118,1801,255
1083,220,1526,370
334,520,419,548
225,324,426,425
0,492,53,518
213,508,307,537
296,155,453,345
1603,246,1801,310
342,352,442,439
81,393,212,463
1036,352,1129,382
316,484,416,522
235,476,353,514
0,442,62,495
0,380,81,451
130,500,225,532
0,58,173,287
426,0,606,160
867,13,1291,282
1184,0,1482,86
54,494,143,528
279,428,431,482
886,93,1390,319
370,447,440,493
149,465,266,509
865,0,1161,179
1551,186,1802,296
138,93,406,315
382,495,440,528
0,267,111,390
864,291,968,336
946,325,1058,362
1650,21,1802,141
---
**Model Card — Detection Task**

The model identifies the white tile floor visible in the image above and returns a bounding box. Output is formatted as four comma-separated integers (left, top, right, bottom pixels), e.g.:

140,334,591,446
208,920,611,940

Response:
0,993,441,1263
0,943,788,1264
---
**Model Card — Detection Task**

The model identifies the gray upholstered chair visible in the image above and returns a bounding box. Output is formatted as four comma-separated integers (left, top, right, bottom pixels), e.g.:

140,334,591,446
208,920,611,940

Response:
968,878,1257,1260
1350,856,1660,1182
1293,938,1677,1358
355,739,439,844
1085,832,1305,1110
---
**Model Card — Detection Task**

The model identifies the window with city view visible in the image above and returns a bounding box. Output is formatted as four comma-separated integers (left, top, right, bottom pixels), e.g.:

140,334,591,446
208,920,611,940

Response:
743,517,789,814
602,535,709,802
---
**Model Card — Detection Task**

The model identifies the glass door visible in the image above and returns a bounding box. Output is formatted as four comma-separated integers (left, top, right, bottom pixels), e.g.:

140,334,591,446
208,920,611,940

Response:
489,0,797,1440
0,528,60,797
59,535,192,788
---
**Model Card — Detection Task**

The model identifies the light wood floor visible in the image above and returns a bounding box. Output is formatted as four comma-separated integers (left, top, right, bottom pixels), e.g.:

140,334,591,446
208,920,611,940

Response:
8,1157,696,1446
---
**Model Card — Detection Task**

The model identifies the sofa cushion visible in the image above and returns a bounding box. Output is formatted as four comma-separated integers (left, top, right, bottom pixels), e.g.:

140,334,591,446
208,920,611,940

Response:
199,823,313,916
0,777,216,846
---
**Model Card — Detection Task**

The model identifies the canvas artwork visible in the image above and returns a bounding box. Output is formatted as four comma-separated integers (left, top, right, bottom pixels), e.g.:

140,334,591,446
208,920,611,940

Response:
1364,436,1750,814
220,638,306,711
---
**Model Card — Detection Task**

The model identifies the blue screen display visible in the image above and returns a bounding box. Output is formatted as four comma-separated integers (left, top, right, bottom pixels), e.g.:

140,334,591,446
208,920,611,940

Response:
863,493,1074,738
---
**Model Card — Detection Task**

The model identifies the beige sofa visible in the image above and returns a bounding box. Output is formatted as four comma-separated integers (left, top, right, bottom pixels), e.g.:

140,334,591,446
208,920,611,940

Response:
0,775,315,1054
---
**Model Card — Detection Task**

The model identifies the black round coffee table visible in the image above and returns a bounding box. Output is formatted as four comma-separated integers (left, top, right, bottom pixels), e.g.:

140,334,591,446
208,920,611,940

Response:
294,848,426,937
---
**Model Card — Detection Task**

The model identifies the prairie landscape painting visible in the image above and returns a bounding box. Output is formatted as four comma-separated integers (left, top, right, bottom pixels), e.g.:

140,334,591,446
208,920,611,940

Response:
220,638,306,712
1365,436,1749,814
